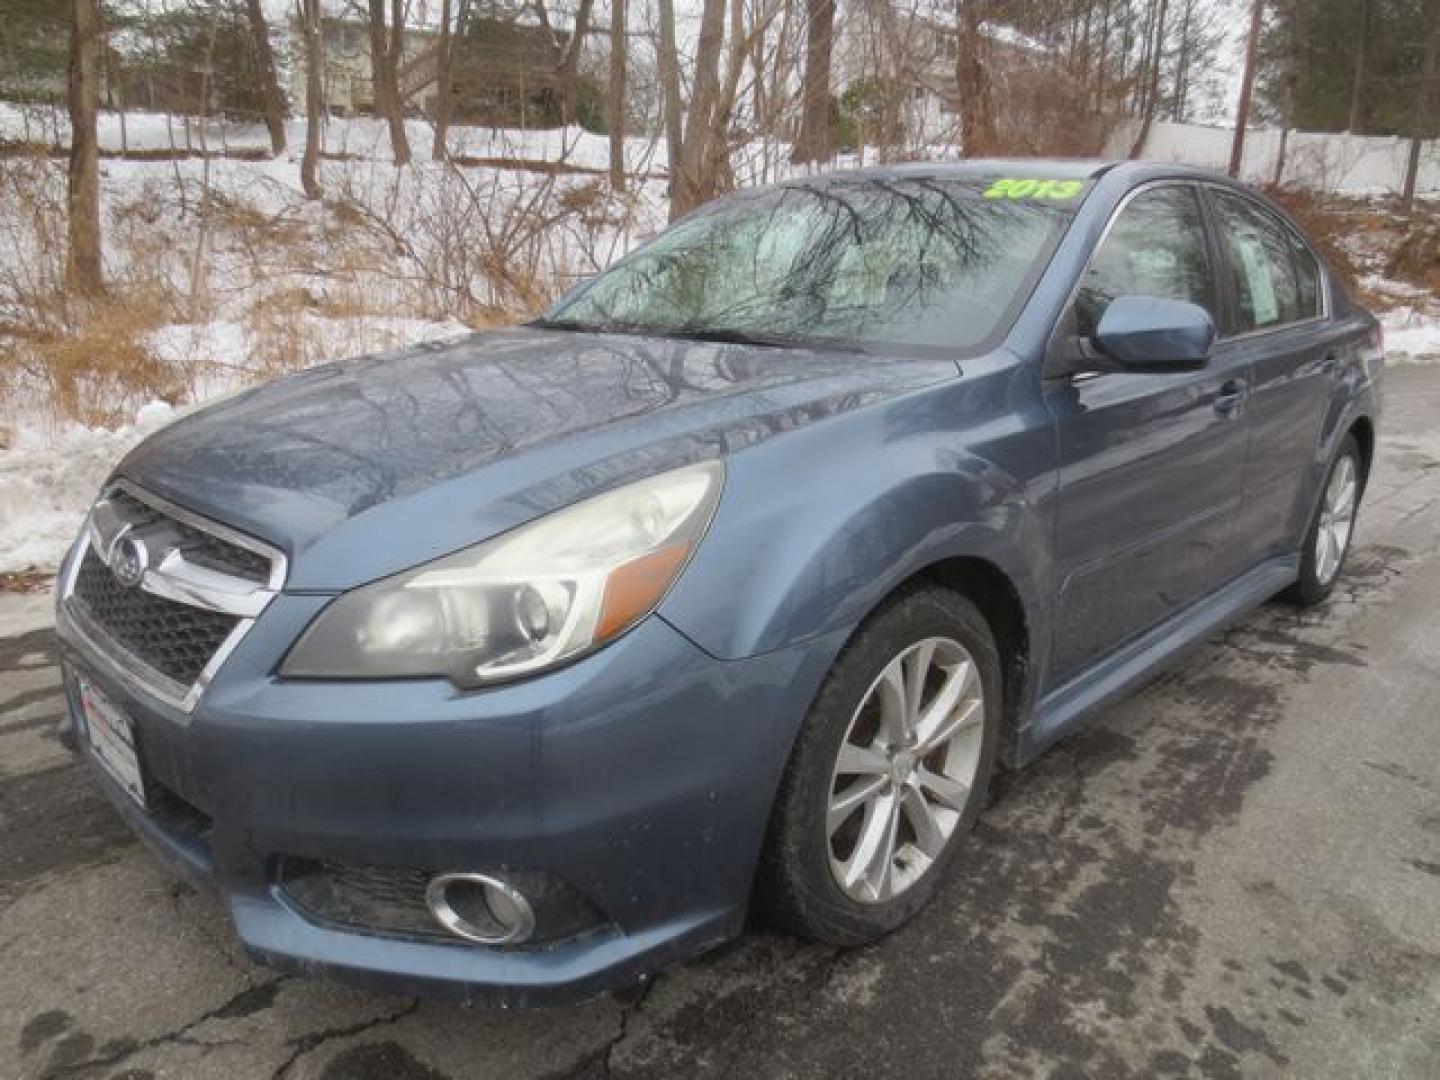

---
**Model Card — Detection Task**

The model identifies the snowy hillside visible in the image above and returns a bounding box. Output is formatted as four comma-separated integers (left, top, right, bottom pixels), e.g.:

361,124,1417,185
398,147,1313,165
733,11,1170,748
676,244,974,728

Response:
1,108,1436,578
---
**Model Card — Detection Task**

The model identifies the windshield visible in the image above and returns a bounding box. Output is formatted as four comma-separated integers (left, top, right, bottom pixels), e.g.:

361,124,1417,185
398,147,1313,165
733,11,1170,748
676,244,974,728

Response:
545,175,1082,352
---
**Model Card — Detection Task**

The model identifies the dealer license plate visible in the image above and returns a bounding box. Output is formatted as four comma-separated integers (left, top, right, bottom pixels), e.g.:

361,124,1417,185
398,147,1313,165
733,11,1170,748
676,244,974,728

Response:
78,679,146,808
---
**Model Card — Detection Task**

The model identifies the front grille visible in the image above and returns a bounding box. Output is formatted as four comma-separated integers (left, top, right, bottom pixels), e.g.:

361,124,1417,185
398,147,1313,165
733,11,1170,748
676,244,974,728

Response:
63,481,285,707
72,550,239,686
172,522,270,582
106,489,270,583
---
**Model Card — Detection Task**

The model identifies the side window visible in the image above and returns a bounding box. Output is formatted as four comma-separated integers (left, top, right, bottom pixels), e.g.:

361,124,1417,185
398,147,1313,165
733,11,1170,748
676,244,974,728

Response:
1211,191,1322,332
1075,185,1215,339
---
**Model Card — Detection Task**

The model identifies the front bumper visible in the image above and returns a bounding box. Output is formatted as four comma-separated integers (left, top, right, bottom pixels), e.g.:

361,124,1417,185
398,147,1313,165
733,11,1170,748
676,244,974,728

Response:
57,578,844,1005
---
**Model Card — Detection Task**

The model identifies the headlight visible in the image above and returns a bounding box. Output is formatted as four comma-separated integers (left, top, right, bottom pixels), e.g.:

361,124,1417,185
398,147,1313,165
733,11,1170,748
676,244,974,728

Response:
281,461,724,686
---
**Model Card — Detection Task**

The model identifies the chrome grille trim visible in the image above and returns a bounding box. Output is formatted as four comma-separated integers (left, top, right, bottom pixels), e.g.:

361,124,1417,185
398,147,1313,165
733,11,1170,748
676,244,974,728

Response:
59,480,288,715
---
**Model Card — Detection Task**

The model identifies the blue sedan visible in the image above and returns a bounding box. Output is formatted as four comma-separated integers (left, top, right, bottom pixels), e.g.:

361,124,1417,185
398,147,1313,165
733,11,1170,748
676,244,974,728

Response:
55,160,1382,1004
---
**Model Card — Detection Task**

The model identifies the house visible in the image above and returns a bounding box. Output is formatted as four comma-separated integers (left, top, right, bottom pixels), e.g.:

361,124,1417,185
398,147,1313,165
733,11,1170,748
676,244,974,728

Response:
288,16,442,118
833,3,1050,148
287,9,605,127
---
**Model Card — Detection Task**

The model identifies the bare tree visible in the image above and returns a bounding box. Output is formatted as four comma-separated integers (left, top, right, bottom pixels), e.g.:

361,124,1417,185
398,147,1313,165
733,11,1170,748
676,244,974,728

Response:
67,0,103,296
558,0,595,124
432,0,454,160
608,0,627,191
1401,3,1440,211
532,0,595,123
244,0,287,155
657,0,685,217
1170,0,1193,121
793,0,835,164
673,0,728,216
1348,0,1370,134
368,0,412,165
1228,0,1263,178
189,11,221,317
957,0,996,156
1093,0,1113,113
299,0,324,199
1129,0,1168,157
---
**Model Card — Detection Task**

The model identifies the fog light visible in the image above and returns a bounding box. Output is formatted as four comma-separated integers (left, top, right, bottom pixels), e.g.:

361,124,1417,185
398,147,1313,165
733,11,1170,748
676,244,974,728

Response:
425,872,535,945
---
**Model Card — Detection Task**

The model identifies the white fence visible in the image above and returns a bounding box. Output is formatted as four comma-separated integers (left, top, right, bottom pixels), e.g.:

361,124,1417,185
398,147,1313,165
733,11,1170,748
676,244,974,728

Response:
1108,119,1440,196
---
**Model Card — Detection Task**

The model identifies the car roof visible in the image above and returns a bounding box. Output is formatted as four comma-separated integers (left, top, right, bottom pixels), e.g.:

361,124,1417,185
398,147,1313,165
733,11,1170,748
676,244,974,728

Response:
799,158,1241,188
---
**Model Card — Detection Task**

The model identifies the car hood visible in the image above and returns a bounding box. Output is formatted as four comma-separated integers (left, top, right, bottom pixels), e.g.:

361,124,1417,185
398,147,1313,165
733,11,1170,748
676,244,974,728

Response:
118,328,957,590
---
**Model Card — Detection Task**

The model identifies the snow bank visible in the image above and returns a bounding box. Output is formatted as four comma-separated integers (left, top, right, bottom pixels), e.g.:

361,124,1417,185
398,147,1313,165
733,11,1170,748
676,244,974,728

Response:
0,405,172,575
0,315,470,576
0,104,668,174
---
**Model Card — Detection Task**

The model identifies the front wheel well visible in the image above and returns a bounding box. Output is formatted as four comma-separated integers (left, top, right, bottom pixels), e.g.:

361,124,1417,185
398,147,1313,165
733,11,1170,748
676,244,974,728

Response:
915,557,1030,761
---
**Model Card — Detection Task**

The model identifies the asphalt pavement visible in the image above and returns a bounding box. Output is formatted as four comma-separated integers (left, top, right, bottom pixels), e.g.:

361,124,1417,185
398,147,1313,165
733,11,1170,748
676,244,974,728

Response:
2,365,1438,1080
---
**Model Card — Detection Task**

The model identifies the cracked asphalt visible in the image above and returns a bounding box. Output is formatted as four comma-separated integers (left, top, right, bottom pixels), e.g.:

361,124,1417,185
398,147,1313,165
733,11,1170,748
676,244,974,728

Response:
3,366,1440,1080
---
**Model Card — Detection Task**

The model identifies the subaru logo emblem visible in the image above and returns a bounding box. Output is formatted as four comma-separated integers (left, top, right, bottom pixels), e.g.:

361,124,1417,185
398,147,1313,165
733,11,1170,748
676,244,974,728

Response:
110,531,149,589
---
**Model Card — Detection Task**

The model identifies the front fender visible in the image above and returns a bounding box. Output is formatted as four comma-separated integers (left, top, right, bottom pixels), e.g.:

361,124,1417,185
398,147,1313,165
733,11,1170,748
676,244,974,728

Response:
658,377,1053,662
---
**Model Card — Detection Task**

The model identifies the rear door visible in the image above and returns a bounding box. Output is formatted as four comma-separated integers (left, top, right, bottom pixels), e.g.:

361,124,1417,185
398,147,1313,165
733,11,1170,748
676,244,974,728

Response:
1043,182,1253,688
1203,187,1335,568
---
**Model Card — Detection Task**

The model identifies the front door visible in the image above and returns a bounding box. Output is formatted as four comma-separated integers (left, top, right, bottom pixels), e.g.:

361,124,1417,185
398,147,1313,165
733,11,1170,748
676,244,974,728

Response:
1044,183,1252,688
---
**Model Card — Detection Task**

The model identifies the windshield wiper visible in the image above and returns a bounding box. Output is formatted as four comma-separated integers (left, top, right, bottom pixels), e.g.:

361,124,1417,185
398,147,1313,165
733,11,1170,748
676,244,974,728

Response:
656,327,866,353
531,319,865,354
528,316,610,333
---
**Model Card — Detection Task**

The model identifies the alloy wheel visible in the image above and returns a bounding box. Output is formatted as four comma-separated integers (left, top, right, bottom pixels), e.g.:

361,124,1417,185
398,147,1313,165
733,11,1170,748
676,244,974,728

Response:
1315,453,1358,586
826,636,985,904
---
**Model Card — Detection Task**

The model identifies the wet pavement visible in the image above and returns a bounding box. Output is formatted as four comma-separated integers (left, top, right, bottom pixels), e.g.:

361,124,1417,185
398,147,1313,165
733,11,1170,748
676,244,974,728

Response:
2,366,1438,1080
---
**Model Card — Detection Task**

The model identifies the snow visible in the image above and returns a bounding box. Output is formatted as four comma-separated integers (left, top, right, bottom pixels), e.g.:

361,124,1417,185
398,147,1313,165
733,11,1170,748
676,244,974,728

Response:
0,406,175,574
0,313,474,576
1382,307,1440,365
0,117,503,575
0,104,669,177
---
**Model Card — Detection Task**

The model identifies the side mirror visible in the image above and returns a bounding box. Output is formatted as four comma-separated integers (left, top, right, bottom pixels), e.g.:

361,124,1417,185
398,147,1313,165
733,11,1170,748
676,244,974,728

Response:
1093,296,1215,374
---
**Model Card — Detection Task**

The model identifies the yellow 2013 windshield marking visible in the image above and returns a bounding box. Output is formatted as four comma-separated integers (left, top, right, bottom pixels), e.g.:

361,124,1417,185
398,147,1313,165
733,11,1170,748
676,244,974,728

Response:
983,178,1085,200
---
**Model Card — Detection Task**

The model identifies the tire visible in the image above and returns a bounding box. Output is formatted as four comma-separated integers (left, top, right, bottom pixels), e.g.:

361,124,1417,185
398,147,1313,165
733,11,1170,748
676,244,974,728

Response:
755,586,1002,947
1285,433,1364,607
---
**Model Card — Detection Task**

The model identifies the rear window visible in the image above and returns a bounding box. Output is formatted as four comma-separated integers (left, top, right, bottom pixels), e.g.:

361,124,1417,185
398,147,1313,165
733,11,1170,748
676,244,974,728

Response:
548,175,1084,352
1211,190,1323,332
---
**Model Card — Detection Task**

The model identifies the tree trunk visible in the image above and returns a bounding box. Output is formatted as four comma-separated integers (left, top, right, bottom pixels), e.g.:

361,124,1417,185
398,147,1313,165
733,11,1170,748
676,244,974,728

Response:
67,0,103,297
1229,0,1264,178
673,0,727,217
1130,0,1169,157
957,0,995,156
245,0,286,155
1273,125,1290,186
1348,0,1370,134
608,0,627,191
657,0,684,218
1094,0,1112,114
792,0,835,164
1171,0,1192,121
189,13,220,318
433,0,452,160
300,0,324,199
368,0,411,165
556,0,595,125
1131,0,1156,116
1401,9,1440,210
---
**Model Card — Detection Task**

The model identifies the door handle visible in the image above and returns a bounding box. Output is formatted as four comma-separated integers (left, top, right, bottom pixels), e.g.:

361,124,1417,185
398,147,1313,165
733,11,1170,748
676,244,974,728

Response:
1214,379,1249,417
